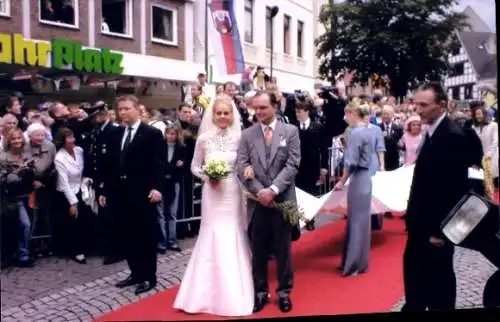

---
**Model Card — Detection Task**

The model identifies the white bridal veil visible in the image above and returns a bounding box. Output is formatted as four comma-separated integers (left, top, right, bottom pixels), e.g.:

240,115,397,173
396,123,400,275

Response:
198,95,242,136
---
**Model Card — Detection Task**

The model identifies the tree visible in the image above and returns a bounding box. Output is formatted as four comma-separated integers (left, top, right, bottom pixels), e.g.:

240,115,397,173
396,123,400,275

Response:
315,0,469,98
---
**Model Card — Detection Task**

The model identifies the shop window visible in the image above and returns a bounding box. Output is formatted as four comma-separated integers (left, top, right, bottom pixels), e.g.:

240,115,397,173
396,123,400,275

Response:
0,0,11,17
101,0,133,37
39,0,78,28
151,4,178,46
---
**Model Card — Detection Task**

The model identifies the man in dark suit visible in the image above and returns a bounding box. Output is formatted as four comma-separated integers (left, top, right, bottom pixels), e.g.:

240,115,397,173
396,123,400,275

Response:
294,102,328,230
379,105,403,171
83,102,122,265
379,105,403,218
402,82,469,311
98,95,165,295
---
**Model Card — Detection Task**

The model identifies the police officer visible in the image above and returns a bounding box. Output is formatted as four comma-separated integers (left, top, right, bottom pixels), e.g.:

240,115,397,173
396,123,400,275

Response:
82,101,122,265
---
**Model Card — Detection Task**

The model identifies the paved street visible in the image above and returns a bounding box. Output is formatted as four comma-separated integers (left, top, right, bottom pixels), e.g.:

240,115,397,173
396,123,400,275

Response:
1,215,495,322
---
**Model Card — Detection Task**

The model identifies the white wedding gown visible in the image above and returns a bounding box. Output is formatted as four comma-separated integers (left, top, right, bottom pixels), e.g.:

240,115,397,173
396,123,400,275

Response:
173,130,254,316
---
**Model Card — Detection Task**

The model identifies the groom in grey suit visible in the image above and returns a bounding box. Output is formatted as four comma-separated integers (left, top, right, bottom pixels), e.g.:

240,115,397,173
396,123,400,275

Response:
236,91,301,313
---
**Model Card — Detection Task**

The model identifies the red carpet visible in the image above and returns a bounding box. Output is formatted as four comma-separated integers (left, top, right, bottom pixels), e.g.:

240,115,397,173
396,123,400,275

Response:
96,219,407,321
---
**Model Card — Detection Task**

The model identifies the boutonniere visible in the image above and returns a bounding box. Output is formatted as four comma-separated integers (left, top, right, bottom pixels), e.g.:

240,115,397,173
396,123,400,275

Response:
279,135,287,147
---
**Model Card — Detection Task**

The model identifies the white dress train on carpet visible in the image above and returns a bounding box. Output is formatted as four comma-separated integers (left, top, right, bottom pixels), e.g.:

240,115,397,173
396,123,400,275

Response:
173,131,254,317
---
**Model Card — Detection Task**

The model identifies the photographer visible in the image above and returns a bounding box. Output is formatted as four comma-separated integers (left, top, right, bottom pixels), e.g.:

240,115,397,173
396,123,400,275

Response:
0,129,36,267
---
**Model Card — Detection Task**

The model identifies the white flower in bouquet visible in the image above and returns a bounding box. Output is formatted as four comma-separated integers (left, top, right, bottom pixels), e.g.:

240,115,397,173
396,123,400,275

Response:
202,159,232,180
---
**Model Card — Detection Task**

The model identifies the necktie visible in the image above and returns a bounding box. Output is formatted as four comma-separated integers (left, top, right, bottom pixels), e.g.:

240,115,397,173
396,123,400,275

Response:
301,122,306,130
264,126,273,146
122,126,133,151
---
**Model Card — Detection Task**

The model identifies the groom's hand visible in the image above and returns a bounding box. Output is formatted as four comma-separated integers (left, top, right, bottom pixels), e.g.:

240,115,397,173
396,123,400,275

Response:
257,189,275,207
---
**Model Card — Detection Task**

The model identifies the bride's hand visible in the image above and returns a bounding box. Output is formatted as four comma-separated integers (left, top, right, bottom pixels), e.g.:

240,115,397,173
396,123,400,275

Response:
333,181,344,191
244,166,255,180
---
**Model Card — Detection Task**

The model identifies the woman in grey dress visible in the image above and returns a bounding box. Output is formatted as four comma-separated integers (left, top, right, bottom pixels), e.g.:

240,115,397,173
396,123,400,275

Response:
334,102,374,277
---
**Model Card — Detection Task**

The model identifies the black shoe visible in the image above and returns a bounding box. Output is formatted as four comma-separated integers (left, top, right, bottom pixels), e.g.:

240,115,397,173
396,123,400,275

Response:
305,220,315,231
384,212,393,218
168,244,182,252
115,276,140,288
103,256,123,265
253,295,269,313
17,259,35,268
134,280,157,295
278,295,292,313
157,248,167,255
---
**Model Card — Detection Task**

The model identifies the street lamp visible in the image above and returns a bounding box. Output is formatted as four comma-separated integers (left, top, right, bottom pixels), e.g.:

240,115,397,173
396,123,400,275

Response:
269,6,279,78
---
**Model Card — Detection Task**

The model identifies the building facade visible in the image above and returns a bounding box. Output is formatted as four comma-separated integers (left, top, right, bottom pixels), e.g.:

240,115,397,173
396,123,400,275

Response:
443,6,497,103
193,0,316,93
0,0,202,82
313,0,328,86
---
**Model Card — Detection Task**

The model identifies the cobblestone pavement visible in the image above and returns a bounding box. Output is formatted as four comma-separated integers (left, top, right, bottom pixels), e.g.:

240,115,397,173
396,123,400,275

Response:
1,214,495,322
391,246,497,311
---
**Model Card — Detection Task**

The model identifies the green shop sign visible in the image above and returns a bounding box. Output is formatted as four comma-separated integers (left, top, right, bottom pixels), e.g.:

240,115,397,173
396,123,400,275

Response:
0,33,124,74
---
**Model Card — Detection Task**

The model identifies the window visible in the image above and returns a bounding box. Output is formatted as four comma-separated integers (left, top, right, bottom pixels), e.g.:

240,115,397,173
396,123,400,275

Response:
39,0,78,28
151,4,178,46
464,84,473,99
297,20,304,58
451,63,464,77
452,86,460,100
283,15,291,54
451,44,460,56
101,0,133,37
0,0,10,17
265,6,272,49
244,0,253,43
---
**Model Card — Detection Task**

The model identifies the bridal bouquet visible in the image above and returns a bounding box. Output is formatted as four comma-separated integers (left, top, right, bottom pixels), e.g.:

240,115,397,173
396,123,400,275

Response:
203,159,232,180
244,191,305,226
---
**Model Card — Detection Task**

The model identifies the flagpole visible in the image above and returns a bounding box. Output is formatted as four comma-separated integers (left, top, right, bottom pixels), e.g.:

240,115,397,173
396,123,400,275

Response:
204,0,209,76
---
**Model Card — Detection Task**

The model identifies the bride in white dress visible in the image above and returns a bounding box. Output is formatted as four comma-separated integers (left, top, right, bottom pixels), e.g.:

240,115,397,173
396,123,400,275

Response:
173,96,254,316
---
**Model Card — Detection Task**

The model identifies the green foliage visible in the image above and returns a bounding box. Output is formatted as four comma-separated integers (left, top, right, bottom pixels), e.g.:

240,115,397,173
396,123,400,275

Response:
315,0,469,97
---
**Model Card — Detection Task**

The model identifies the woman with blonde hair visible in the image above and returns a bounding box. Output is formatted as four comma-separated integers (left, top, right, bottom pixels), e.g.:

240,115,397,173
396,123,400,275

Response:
334,102,375,276
0,128,35,267
174,96,253,316
398,115,423,165
471,105,499,187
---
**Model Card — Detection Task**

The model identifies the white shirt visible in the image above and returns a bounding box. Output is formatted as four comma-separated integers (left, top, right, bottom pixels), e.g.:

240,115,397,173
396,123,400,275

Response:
121,120,141,150
427,112,446,138
261,118,277,135
299,118,311,130
55,147,85,206
259,118,279,194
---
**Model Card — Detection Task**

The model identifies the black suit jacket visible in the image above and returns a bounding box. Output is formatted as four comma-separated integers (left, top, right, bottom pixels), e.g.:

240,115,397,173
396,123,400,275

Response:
99,123,165,206
165,143,186,183
405,116,469,240
83,122,120,184
379,122,404,169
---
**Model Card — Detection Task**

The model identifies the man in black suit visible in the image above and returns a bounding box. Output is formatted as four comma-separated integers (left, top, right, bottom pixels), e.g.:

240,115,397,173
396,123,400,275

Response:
402,82,469,311
83,102,123,265
379,105,403,218
295,102,328,230
379,105,403,171
98,95,165,295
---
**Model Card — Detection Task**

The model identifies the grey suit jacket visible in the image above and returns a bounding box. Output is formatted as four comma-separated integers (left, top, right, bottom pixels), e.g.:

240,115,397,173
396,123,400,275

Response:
236,121,301,220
